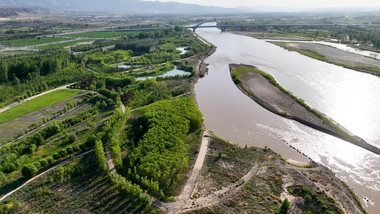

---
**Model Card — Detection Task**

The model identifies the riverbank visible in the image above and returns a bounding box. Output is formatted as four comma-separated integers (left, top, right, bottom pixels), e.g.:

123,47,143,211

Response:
272,42,380,77
183,136,367,214
230,64,380,155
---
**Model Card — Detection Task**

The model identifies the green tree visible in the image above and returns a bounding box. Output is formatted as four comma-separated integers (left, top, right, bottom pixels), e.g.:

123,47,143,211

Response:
21,164,38,178
39,159,48,167
68,133,77,143
95,140,107,171
304,194,312,203
0,172,7,184
0,62,8,83
109,136,122,166
54,166,65,183
280,198,290,214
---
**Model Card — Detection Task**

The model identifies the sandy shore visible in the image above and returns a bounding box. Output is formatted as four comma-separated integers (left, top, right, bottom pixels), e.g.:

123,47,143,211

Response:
287,42,380,68
273,42,380,77
230,64,380,155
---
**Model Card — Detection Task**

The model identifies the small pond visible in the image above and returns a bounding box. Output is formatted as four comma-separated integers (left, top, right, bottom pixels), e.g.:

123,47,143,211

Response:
177,47,188,55
118,64,131,69
136,66,191,81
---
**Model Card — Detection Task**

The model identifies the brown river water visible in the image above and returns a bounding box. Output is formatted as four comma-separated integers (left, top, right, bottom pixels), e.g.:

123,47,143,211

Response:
194,23,380,213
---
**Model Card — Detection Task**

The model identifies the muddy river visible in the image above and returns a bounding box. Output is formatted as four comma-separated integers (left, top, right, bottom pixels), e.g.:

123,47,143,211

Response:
194,23,380,213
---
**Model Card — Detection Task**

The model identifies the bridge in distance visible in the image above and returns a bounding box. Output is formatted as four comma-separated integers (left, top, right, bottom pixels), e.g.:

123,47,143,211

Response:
185,23,380,32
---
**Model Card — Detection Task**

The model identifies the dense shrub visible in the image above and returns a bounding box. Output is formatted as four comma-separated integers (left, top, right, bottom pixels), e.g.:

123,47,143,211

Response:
21,164,38,178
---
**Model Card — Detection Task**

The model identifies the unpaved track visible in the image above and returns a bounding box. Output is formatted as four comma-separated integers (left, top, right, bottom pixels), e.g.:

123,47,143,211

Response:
0,83,73,114
183,163,258,212
167,130,210,214
0,149,94,202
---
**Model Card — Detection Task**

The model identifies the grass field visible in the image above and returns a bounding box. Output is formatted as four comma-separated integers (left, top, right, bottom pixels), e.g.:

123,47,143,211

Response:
0,37,71,47
64,31,140,38
0,89,81,124
36,39,93,50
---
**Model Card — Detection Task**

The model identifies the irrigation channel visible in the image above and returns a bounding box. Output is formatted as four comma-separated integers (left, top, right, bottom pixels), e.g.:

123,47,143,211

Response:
194,23,380,213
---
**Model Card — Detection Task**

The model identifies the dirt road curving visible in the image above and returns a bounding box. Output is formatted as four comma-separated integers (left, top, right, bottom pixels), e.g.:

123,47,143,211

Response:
167,129,210,214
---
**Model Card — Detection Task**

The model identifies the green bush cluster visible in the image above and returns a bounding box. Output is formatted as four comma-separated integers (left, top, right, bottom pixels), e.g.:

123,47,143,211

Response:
288,186,344,214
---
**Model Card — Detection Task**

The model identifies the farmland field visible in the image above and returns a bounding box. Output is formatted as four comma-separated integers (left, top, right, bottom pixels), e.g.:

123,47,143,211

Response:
0,37,71,47
0,89,81,124
0,93,91,144
64,31,140,38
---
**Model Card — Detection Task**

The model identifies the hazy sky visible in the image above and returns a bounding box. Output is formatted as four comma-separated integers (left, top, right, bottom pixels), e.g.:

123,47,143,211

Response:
148,0,380,8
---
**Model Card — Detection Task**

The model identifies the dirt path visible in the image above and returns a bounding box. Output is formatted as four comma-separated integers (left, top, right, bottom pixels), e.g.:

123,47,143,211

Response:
0,149,94,203
167,130,210,214
183,163,259,212
193,32,210,47
104,103,126,174
0,83,73,114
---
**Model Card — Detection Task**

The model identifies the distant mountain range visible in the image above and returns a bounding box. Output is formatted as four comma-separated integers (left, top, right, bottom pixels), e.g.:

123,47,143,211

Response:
0,7,36,17
0,0,238,14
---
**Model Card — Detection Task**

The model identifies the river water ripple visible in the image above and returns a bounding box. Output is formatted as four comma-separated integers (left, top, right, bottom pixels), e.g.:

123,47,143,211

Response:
194,23,380,213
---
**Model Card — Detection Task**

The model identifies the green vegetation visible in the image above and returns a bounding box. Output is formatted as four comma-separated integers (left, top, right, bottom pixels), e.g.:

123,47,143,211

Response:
71,39,114,52
64,31,140,38
0,15,369,213
85,49,132,73
20,164,38,178
106,105,130,167
0,152,162,213
123,98,203,199
0,89,81,124
0,99,108,190
288,186,344,214
36,39,92,50
222,18,380,51
0,22,211,212
0,37,70,47
273,42,380,76
0,50,94,108
0,51,33,57
94,139,107,171
0,92,94,146
279,198,290,214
